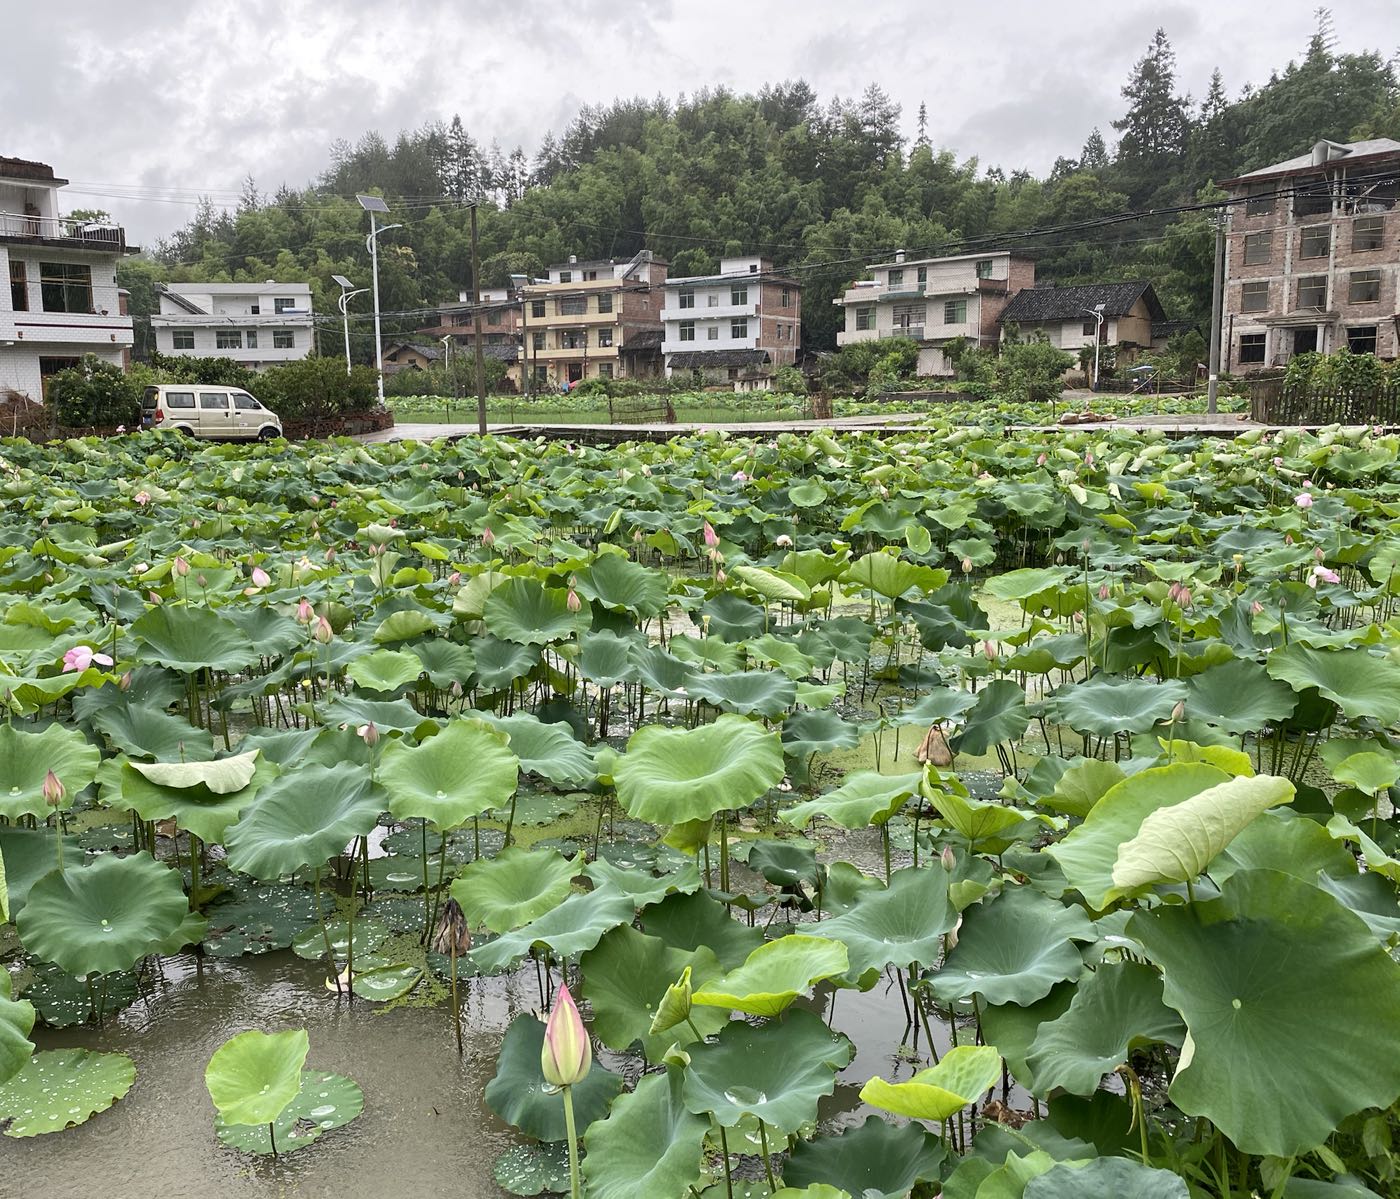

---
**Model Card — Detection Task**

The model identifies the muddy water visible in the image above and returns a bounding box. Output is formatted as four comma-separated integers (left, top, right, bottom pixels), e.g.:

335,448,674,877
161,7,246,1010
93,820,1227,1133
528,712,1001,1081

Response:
8,936,961,1199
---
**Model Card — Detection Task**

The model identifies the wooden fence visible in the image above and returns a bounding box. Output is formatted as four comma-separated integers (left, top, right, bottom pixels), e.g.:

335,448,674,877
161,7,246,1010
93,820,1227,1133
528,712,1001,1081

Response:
1249,377,1400,425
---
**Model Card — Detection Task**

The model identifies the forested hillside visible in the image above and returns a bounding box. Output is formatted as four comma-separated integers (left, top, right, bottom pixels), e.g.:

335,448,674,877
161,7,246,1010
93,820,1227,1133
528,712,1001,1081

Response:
119,17,1399,357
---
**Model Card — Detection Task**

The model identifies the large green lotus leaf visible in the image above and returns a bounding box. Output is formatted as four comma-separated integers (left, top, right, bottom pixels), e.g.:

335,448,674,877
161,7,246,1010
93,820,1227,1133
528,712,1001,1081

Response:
732,564,811,604
129,748,259,795
582,1065,709,1199
1047,763,1230,911
579,924,728,1060
581,855,702,908
1112,774,1294,893
214,1070,363,1155
471,711,595,787
1024,1158,1189,1198
781,770,923,830
638,889,763,969
692,933,849,1017
980,983,1076,1089
0,829,73,921
317,692,436,738
469,885,635,973
484,1012,622,1141
686,670,797,718
1035,758,1126,819
471,636,541,690
615,714,784,824
0,722,100,820
1317,871,1400,941
412,639,475,688
89,703,215,761
348,956,423,1001
492,1142,571,1197
782,1115,951,1199
1215,813,1362,894
1049,675,1188,739
378,718,518,829
450,846,581,934
1266,645,1400,724
131,604,257,672
929,887,1095,1007
200,882,319,957
983,567,1073,604
933,787,1038,850
0,1048,135,1137
953,679,1031,756
842,552,946,599
1331,751,1400,795
575,552,670,617
484,577,589,645
114,758,272,845
373,608,443,644
812,865,957,974
771,1189,850,1199
346,648,424,692
205,1028,309,1127
0,971,36,1085
18,852,189,976
1025,962,1185,1096
781,709,862,757
223,764,385,880
1184,658,1297,734
859,1044,1002,1121
1130,868,1400,1157
575,629,637,687
681,1007,853,1133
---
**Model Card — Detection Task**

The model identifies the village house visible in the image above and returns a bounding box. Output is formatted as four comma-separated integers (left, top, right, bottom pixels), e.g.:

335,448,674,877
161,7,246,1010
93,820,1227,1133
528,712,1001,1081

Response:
834,249,1035,375
1220,137,1400,370
996,281,1167,354
0,156,135,400
150,281,315,370
521,251,667,388
660,256,801,388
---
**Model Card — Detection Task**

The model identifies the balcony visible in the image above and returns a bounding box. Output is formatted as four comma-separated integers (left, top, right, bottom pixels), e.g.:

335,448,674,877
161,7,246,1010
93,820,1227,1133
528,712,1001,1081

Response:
0,211,127,251
660,300,757,323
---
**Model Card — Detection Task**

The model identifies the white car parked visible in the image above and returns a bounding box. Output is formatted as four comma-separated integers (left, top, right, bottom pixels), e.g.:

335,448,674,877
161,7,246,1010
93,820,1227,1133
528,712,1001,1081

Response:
141,385,283,441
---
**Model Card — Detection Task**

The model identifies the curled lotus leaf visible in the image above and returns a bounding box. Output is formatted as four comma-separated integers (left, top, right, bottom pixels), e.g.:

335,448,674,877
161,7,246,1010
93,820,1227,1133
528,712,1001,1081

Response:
692,933,849,1017
860,1044,1002,1122
205,1028,309,1128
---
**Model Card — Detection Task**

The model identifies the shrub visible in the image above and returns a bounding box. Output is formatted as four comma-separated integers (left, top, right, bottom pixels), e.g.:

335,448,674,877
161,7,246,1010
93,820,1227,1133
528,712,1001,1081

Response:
256,358,379,423
46,355,141,429
820,337,919,394
148,351,258,391
994,336,1075,403
773,365,806,394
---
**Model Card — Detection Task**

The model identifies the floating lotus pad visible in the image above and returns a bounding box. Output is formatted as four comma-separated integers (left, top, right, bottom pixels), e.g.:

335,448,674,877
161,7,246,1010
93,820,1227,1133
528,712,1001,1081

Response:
581,1066,709,1199
692,934,850,1017
214,1069,363,1155
0,1048,136,1137
860,1044,1002,1121
450,846,582,935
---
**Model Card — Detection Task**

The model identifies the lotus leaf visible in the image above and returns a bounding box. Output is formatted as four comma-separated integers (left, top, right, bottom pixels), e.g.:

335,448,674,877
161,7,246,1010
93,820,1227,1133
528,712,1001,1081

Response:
202,882,319,957
781,770,923,830
860,1044,1002,1121
0,722,100,821
681,1007,853,1133
317,692,436,737
686,669,797,718
0,971,35,1086
575,552,669,617
471,635,541,689
1037,758,1125,819
22,963,138,1027
581,1065,709,1199
450,846,581,934
692,933,849,1016
205,1029,309,1127
1049,674,1188,738
377,718,518,829
114,758,272,845
581,855,701,907
484,1012,623,1141
843,552,946,599
1266,644,1400,724
812,864,957,974
347,648,424,692
471,711,595,787
373,608,442,643
0,1048,136,1137
1024,1158,1189,1198
348,957,423,1001
638,889,763,969
782,1115,951,1199
1183,658,1297,734
980,983,1076,1089
18,851,190,976
88,703,215,761
129,748,259,794
1130,868,1400,1156
484,576,589,645
130,604,257,673
953,679,1031,755
615,714,784,824
781,709,862,757
214,1069,363,1154
291,918,389,960
468,884,635,973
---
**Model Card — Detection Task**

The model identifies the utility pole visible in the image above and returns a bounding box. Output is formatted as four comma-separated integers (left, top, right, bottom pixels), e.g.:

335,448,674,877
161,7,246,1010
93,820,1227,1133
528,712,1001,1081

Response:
470,203,487,435
1206,210,1226,416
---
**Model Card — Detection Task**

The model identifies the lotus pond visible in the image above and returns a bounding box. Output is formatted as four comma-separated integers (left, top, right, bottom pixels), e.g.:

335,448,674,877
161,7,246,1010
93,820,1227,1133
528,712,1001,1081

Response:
3,424,1400,1198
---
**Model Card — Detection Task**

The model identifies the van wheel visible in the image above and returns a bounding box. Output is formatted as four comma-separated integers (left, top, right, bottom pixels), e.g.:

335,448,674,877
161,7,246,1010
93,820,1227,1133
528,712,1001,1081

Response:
175,425,195,437
258,426,279,441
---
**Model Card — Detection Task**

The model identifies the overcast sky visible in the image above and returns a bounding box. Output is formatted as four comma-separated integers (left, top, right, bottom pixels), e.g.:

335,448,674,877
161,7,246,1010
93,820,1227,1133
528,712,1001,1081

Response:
3,1,1392,245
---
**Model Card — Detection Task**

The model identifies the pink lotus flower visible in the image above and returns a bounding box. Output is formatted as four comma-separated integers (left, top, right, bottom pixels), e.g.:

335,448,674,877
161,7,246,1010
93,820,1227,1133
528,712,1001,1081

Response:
63,645,113,673
357,721,380,747
1272,457,1283,467
566,589,582,613
250,566,271,588
1251,600,1265,614
314,615,334,645
1036,453,1047,466
1295,493,1314,509
481,527,495,547
134,491,151,505
703,522,718,549
296,598,314,623
1311,565,1341,586
115,425,126,434
775,534,794,548
42,769,65,807
540,984,591,1088
732,470,749,482
982,640,998,662
173,555,190,577
148,591,163,605
448,571,462,586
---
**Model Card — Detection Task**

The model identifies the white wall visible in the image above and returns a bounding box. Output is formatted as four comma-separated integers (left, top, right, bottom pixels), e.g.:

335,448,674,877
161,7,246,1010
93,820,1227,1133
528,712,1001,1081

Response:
152,322,314,367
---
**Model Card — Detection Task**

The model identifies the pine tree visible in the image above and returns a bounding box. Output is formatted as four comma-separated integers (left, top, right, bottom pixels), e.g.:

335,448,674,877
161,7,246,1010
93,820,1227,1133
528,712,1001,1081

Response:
1111,28,1191,200
1080,128,1109,171
915,101,929,148
444,115,480,202
1188,68,1232,183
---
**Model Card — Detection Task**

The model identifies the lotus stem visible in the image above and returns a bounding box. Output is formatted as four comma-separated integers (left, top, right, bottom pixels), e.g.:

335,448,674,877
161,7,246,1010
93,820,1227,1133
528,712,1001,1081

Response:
561,1084,581,1199
758,1120,777,1192
719,809,730,894
718,1126,735,1199
268,1121,278,1158
346,892,355,1006
314,866,342,996
449,941,462,1054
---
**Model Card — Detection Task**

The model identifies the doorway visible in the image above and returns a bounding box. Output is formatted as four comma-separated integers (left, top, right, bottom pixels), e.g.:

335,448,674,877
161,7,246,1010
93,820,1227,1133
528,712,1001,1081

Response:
567,363,583,384
1292,327,1318,357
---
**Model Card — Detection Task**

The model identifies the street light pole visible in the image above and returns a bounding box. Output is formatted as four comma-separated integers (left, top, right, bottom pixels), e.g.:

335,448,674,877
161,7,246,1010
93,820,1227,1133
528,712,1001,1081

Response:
332,275,368,376
1081,303,1106,390
356,195,403,406
441,333,454,422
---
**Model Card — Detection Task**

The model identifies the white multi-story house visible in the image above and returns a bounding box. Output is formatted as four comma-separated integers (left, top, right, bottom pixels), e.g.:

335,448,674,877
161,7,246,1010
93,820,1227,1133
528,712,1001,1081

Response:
0,156,135,400
834,250,1035,375
150,282,315,370
660,256,802,386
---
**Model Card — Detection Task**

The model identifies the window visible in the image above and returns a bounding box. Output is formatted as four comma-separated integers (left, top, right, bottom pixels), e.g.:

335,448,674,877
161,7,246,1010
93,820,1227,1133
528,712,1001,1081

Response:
893,303,924,336
558,296,586,316
1240,281,1269,313
9,260,26,311
727,367,739,381
274,297,296,314
944,299,967,324
39,262,92,313
1354,216,1385,252
250,305,260,315
1245,187,1274,216
273,329,294,349
598,362,613,378
975,259,993,279
781,288,791,307
855,306,875,331
1294,179,1333,217
679,289,695,309
532,331,546,350
583,270,597,281
559,271,572,283
1349,269,1381,303
679,320,695,342
1296,276,1327,309
707,325,719,340
233,393,263,411
531,299,546,318
597,292,612,314
1300,225,1331,258
245,331,258,349
597,328,613,348
887,269,904,287
1082,319,1097,336
730,285,748,306
164,391,195,409
1238,333,1266,364
707,293,719,307
1243,231,1271,265
730,318,749,339
558,330,585,350
199,392,228,410
917,266,927,285
172,330,195,350
1347,325,1378,354
216,330,243,350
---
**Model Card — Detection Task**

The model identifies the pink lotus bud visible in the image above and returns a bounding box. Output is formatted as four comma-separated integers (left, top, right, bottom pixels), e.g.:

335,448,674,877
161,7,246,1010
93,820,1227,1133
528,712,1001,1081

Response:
715,568,727,584
482,527,495,547
251,566,271,588
1314,547,1324,561
357,721,380,748
325,547,337,563
119,671,132,691
732,470,749,482
314,615,334,645
134,490,151,506
1251,600,1264,615
1178,588,1193,609
1036,453,1047,466
1085,452,1095,467
1272,457,1283,467
198,574,208,589
566,589,582,613
450,680,464,698
1168,582,1183,604
703,521,718,548
1170,700,1186,723
1098,584,1110,600
1071,610,1084,624
173,555,190,577
961,557,972,573
541,984,591,1087
296,598,314,623
940,846,956,871
149,591,163,605
448,571,462,586
42,769,64,808
982,640,997,662
1294,493,1313,510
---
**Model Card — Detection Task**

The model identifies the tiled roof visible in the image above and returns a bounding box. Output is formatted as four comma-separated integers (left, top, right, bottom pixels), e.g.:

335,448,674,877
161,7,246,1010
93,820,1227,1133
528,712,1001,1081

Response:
1230,138,1400,182
667,348,771,370
622,329,664,351
999,281,1166,324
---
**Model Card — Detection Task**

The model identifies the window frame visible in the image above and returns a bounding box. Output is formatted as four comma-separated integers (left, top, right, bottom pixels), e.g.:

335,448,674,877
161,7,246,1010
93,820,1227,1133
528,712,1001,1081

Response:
596,327,613,348
273,297,296,314
1353,216,1384,252
855,306,875,332
558,295,587,317
245,330,258,350
678,288,695,310
171,329,195,350
1240,281,1270,313
707,325,719,340
531,330,546,351
38,261,93,314
8,260,27,312
1244,188,1275,216
943,298,968,324
1346,325,1378,354
974,259,993,279
887,269,904,287
730,317,749,340
530,299,546,318
215,329,244,350
233,392,264,411
272,329,295,350
679,320,696,342
1299,224,1331,259
1242,231,1271,266
198,391,230,411
1348,269,1381,304
730,285,748,306
1238,332,1267,364
1296,276,1327,310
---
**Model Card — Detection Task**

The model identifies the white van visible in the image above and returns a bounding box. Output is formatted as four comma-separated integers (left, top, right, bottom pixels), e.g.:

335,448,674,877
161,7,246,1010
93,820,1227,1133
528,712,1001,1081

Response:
141,385,283,441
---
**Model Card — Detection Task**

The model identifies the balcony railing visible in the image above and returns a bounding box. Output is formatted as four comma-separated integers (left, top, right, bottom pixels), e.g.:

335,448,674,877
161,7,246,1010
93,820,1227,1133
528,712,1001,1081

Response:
0,211,125,248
